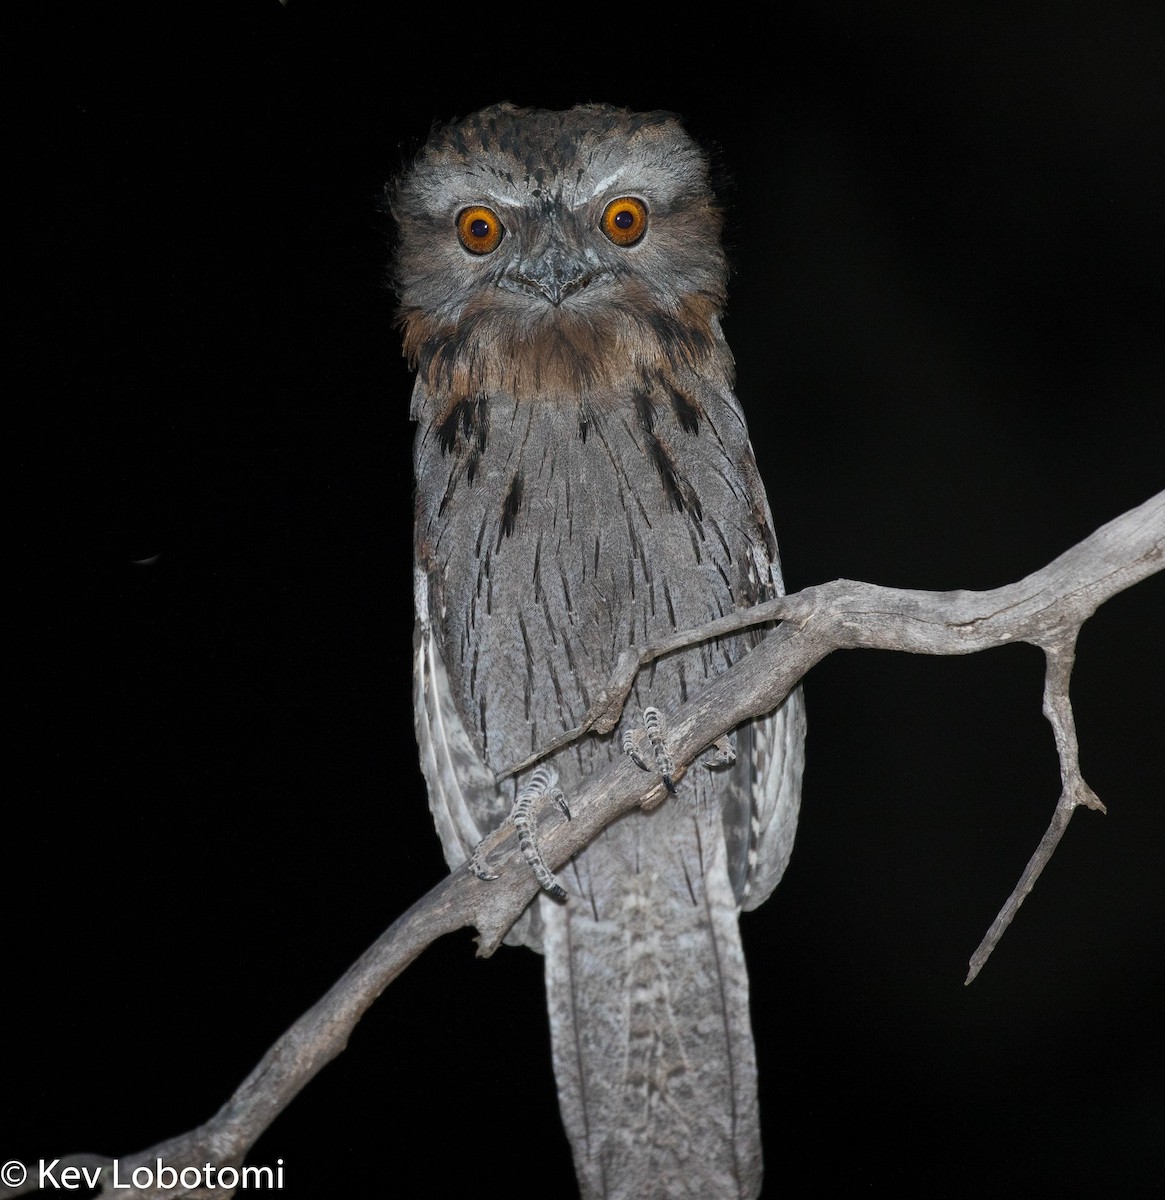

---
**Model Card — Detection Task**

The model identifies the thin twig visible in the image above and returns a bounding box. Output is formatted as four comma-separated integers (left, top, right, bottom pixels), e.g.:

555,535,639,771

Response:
495,595,799,781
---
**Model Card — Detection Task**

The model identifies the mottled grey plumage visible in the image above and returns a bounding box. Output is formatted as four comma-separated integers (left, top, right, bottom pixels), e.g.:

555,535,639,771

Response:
392,103,805,1199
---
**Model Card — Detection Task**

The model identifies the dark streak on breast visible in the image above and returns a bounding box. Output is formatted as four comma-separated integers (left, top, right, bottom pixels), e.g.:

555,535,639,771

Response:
633,389,696,516
436,403,464,455
716,561,734,600
707,517,734,562
518,613,534,718
539,591,559,646
436,395,487,456
663,579,677,628
438,474,457,518
498,472,524,546
711,465,745,502
547,658,571,726
562,637,590,709
665,382,701,434
680,854,699,906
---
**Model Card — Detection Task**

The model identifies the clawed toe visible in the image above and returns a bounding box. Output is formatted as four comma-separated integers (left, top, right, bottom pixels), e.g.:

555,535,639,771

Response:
468,844,500,882
513,766,569,900
622,706,677,794
466,765,570,898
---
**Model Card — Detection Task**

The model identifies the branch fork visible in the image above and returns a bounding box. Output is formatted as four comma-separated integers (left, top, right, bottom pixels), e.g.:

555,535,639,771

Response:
9,490,1161,1200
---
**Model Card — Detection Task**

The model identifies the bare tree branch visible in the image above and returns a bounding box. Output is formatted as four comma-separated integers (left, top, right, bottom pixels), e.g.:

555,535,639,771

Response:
963,633,1104,984
9,489,1160,1200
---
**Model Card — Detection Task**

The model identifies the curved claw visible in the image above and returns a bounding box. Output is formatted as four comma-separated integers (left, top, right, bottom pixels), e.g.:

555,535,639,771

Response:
468,844,500,882
623,706,676,792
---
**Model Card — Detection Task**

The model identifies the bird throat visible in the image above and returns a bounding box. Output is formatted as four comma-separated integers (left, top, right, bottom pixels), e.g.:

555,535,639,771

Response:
399,288,731,407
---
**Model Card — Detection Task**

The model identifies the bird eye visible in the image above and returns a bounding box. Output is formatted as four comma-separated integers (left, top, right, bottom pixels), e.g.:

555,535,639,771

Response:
600,196,648,247
456,206,505,254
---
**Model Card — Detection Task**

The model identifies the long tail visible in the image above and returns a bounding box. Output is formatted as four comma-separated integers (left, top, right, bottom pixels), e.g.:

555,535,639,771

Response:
541,804,762,1200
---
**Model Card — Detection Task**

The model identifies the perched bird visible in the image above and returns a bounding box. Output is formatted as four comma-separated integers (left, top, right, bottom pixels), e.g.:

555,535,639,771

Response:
391,103,805,1199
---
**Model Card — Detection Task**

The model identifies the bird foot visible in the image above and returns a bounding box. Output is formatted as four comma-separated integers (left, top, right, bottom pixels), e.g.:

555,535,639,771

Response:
471,766,570,900
622,706,677,799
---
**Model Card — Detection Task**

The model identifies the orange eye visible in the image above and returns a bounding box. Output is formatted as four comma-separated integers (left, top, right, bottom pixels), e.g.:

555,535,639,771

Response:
456,206,504,254
600,196,648,246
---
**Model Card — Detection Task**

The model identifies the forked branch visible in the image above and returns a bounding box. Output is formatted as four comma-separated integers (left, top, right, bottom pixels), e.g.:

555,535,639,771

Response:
8,489,1161,1200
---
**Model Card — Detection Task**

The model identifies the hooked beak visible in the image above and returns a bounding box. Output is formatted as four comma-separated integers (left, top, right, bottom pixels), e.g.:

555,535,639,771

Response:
502,246,595,307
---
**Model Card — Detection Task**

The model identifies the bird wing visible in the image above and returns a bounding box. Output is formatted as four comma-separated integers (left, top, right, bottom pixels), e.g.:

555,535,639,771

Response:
737,687,806,911
412,564,506,866
412,563,544,950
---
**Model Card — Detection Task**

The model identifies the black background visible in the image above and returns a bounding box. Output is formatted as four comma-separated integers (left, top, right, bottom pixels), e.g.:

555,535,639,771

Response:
10,4,1163,1197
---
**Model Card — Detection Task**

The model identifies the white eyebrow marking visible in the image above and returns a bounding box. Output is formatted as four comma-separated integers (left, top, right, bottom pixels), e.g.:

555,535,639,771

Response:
588,169,626,196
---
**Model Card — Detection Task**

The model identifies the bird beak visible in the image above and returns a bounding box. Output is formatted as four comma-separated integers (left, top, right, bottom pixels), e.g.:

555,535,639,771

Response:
504,241,594,307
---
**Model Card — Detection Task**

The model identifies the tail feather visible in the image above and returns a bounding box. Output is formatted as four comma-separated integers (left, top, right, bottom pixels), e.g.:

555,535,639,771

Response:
542,806,762,1200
